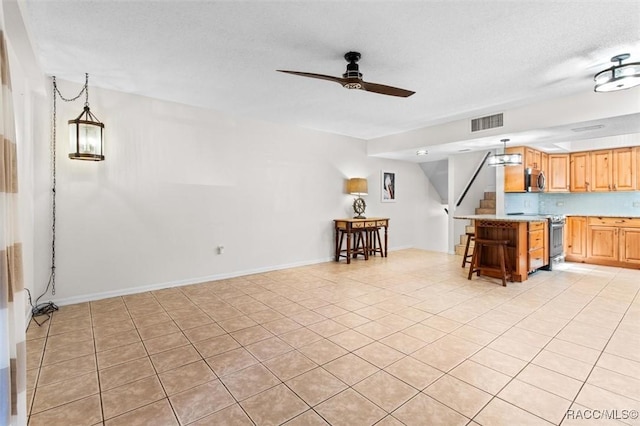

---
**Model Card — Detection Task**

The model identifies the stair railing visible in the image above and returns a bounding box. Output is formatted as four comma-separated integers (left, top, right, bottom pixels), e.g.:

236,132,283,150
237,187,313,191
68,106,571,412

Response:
455,151,492,208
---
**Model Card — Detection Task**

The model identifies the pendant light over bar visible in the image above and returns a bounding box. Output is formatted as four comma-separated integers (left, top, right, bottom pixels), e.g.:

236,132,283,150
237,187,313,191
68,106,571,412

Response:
487,138,522,167
594,53,640,93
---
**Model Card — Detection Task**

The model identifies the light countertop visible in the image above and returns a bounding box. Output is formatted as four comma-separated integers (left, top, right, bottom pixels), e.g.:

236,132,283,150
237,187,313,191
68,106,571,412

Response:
453,214,549,223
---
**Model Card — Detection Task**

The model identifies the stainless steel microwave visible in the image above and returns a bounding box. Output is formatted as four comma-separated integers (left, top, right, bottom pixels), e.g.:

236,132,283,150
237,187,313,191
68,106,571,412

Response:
525,168,546,192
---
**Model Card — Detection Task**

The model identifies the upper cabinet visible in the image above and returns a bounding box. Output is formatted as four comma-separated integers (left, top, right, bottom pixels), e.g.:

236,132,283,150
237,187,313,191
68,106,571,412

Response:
575,147,637,192
591,149,612,192
504,146,548,193
541,152,549,177
612,147,636,191
570,152,591,192
547,154,570,192
503,145,638,194
504,147,526,193
526,148,542,170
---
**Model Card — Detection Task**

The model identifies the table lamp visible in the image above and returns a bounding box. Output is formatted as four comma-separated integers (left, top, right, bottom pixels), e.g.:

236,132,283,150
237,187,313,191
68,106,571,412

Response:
347,178,368,219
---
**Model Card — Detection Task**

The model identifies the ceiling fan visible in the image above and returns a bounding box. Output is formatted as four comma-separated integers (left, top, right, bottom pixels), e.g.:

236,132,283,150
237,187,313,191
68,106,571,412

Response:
277,52,415,98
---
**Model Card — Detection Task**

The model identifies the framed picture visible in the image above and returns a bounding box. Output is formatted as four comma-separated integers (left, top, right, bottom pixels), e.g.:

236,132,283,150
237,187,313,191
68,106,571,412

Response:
381,171,396,202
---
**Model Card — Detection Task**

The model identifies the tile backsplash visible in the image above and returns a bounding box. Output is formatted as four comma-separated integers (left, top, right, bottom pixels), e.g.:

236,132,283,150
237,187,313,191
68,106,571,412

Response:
539,192,640,216
504,193,540,214
506,192,640,216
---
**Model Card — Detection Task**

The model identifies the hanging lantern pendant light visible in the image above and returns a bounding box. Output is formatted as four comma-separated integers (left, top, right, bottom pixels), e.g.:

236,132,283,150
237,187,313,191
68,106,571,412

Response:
64,73,105,161
68,105,104,161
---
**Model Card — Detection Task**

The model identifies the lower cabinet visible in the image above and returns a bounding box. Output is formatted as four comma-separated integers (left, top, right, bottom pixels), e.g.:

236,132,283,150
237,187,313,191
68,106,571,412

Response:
566,216,587,260
528,221,546,271
620,227,640,264
568,216,640,268
588,225,618,261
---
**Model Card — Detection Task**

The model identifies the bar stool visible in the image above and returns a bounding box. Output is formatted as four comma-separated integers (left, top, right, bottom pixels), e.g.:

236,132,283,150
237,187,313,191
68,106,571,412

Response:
468,238,512,286
461,232,475,268
368,227,384,257
337,228,368,262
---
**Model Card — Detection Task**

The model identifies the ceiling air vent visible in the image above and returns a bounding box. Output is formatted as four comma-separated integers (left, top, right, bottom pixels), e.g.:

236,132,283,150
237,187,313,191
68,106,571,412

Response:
471,113,503,132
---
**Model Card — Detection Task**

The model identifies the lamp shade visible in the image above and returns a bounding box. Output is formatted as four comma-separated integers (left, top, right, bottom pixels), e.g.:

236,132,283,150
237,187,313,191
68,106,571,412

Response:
347,178,368,195
69,106,105,161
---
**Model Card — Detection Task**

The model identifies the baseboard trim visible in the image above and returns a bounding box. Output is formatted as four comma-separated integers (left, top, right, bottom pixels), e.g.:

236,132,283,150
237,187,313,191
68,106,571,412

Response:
50,256,334,306
49,246,415,306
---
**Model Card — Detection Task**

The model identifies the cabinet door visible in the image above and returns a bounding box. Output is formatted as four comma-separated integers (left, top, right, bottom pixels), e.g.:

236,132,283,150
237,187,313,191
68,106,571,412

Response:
566,217,587,259
524,148,542,170
504,147,525,192
591,150,613,192
525,148,537,169
570,152,590,192
588,226,618,261
547,154,570,192
620,228,640,264
637,147,640,191
612,147,636,191
541,152,549,177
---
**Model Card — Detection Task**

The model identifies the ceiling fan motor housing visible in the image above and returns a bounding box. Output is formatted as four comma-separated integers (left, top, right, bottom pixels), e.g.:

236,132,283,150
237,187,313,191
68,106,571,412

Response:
343,51,363,79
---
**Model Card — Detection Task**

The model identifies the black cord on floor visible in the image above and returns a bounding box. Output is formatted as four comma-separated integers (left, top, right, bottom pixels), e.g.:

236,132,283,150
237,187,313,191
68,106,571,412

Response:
26,280,58,327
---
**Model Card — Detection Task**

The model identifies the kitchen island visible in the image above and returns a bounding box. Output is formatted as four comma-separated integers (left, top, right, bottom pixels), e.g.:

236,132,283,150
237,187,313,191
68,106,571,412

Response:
454,215,549,282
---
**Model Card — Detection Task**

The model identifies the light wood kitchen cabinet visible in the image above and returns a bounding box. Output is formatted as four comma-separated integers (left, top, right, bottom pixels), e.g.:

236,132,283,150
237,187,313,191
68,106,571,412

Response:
637,147,640,190
566,216,587,261
526,148,542,170
620,227,640,264
527,221,547,272
590,149,612,192
612,147,636,191
504,146,525,192
547,154,570,192
580,217,640,269
588,224,618,261
570,152,590,192
590,148,637,192
541,152,549,177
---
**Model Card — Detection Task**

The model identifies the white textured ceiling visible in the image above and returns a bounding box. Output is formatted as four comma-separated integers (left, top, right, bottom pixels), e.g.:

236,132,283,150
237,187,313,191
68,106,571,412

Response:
23,1,640,146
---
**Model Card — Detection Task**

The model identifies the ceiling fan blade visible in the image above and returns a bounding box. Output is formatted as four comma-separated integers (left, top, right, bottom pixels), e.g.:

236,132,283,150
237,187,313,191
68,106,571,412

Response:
277,70,344,84
361,81,415,98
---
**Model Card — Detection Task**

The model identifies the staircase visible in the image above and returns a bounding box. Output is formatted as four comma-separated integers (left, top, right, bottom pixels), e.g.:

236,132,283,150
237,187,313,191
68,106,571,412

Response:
454,191,496,256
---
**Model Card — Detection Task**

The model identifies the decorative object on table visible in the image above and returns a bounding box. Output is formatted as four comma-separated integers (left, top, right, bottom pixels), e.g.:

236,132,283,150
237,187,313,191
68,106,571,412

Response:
277,51,415,97
53,73,105,161
487,138,522,167
594,53,640,92
381,171,395,202
347,177,368,218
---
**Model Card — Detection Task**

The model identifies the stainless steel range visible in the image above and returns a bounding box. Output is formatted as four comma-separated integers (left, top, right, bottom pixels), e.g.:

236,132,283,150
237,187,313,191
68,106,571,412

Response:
546,215,566,269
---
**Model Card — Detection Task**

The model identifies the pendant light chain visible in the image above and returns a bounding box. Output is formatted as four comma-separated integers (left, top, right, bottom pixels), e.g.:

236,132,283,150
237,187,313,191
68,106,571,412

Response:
28,75,92,324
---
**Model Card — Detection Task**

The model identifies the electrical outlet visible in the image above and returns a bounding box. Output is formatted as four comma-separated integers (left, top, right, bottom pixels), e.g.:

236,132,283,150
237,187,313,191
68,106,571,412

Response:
556,201,564,207
633,201,640,208
217,245,225,255
524,200,531,208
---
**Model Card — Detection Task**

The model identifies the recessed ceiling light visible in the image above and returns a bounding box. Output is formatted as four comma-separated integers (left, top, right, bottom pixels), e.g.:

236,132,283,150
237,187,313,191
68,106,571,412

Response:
416,150,428,156
571,124,605,132
458,148,472,152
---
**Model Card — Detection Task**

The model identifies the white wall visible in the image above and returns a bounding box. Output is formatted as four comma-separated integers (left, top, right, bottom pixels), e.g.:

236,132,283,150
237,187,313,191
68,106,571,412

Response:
29,81,445,304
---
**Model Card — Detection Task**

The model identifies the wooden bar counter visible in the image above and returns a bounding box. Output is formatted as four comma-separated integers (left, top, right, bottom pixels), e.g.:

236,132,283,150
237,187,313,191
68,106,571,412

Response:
454,215,549,282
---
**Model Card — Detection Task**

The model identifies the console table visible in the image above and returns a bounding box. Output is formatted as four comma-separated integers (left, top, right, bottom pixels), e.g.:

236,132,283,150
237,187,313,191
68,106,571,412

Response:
333,218,389,264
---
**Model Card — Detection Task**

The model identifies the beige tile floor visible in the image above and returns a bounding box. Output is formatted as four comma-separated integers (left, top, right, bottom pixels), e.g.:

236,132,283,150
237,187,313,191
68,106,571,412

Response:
25,249,640,425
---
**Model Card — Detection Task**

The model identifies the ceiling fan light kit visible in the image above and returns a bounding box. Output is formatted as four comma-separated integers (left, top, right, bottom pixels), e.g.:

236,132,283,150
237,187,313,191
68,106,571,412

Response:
594,53,640,92
277,51,415,98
